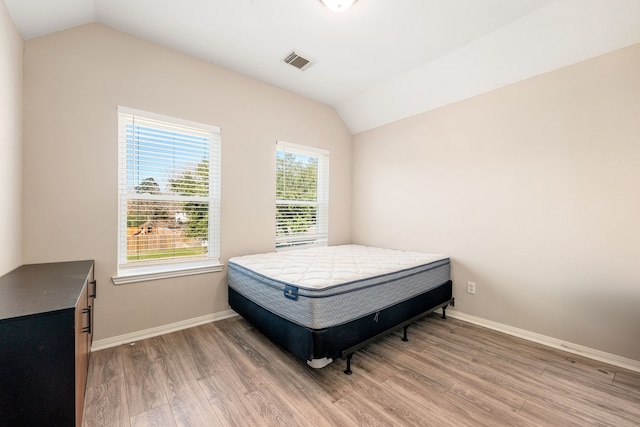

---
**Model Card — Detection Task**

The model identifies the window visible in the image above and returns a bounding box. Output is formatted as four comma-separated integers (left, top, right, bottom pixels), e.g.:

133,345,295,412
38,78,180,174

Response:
276,141,329,249
114,107,222,284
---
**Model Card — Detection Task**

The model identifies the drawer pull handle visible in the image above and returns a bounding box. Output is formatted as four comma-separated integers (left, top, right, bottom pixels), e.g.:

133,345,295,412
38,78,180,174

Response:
89,280,97,298
82,306,92,334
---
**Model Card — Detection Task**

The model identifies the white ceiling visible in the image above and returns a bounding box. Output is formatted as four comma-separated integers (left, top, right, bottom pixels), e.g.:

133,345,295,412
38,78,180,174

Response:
5,0,640,133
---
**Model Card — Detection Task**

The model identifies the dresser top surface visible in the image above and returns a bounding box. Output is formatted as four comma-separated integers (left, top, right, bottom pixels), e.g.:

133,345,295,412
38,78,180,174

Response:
0,260,94,321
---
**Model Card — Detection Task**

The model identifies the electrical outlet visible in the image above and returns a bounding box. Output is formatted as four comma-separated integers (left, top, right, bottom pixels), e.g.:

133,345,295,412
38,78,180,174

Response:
467,281,476,294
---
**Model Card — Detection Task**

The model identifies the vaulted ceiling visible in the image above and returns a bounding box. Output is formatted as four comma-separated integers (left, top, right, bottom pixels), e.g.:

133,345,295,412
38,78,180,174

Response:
5,0,640,133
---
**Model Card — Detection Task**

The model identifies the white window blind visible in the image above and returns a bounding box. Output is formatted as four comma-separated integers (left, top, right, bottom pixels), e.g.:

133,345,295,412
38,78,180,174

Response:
276,141,329,249
117,107,221,277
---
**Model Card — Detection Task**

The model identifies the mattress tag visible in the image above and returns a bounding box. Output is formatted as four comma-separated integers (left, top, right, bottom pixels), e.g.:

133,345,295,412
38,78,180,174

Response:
284,285,299,301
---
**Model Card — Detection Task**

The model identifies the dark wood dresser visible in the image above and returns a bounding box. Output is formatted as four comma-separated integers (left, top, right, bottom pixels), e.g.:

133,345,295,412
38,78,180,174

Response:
0,260,96,426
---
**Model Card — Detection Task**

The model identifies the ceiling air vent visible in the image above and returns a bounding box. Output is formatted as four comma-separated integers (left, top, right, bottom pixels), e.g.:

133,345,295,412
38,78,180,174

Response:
283,50,314,71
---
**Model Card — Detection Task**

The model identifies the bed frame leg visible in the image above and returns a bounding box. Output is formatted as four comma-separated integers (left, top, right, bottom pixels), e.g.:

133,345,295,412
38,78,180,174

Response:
441,305,448,319
344,354,353,375
402,325,409,342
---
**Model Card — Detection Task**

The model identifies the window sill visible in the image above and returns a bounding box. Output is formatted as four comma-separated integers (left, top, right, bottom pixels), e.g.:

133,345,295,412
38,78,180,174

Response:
112,261,224,285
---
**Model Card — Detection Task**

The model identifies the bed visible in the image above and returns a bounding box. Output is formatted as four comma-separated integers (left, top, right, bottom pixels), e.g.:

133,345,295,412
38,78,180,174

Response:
227,244,453,374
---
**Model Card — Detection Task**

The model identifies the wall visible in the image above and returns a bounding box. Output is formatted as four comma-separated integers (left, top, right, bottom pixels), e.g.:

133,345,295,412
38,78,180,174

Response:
0,0,23,275
23,23,352,341
352,43,640,361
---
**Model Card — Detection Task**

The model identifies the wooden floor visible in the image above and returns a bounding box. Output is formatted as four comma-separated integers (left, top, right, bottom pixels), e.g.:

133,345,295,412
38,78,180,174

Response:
83,314,640,426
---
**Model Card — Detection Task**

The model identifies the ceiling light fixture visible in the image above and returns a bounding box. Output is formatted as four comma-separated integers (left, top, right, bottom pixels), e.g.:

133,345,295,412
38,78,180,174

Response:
319,0,358,12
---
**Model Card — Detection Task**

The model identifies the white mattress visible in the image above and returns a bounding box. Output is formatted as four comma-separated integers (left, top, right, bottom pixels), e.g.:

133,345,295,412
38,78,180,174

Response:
228,244,450,329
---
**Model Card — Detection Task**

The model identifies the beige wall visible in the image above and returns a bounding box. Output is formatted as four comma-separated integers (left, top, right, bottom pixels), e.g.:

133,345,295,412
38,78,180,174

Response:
16,18,639,362
23,23,352,341
352,43,640,361
0,0,23,275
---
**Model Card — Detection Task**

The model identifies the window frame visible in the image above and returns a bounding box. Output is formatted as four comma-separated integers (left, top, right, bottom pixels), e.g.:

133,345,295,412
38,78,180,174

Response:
275,140,329,250
113,107,222,285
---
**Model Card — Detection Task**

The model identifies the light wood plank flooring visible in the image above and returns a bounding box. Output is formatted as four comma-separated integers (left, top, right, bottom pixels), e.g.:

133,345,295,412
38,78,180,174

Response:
83,315,640,426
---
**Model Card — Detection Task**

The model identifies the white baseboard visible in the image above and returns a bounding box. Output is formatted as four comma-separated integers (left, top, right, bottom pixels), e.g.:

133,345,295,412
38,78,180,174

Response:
91,309,238,352
92,307,640,374
444,309,640,373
